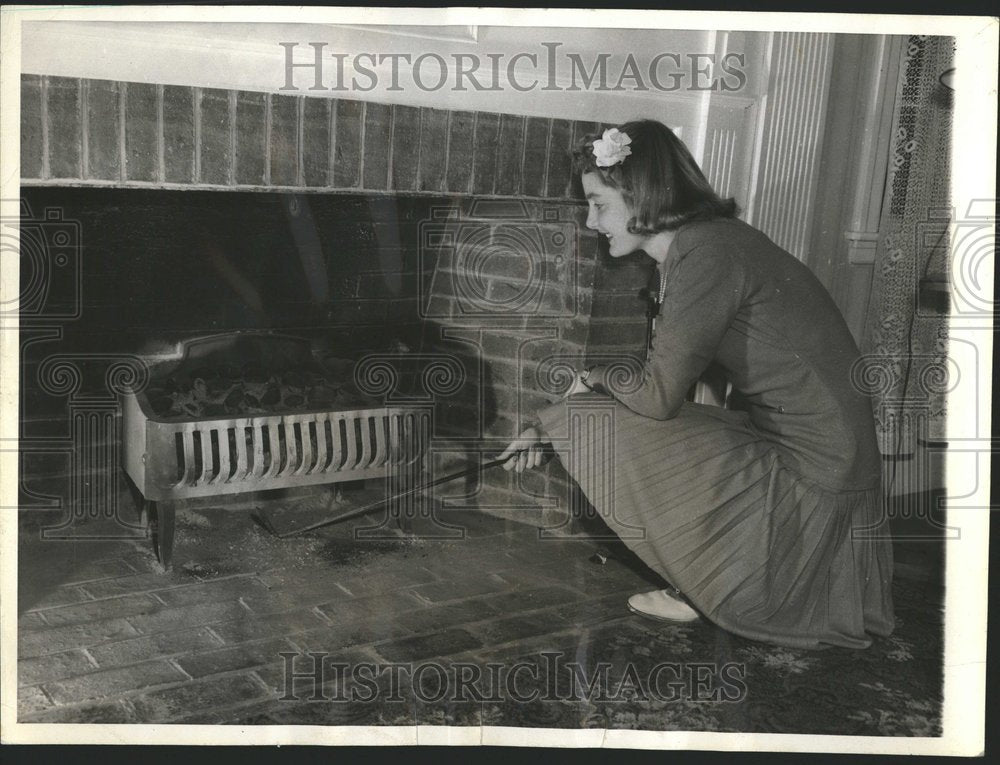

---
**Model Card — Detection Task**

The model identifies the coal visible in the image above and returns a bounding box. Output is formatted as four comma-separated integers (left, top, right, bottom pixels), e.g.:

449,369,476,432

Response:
260,383,281,407
141,354,380,421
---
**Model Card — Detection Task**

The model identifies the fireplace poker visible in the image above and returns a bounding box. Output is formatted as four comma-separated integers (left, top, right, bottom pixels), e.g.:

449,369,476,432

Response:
251,456,508,539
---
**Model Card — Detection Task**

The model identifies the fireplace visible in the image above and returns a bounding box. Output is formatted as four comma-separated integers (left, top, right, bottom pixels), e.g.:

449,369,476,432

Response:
18,75,655,560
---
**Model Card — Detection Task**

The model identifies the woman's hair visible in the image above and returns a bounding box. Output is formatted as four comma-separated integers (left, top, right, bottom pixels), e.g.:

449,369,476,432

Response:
572,119,739,234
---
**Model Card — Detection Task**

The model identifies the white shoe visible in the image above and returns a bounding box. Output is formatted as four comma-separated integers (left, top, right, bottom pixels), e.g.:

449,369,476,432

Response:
627,589,700,624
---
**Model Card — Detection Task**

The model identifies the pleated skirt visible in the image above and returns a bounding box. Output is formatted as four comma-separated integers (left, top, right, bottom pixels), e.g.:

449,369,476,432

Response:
537,398,896,649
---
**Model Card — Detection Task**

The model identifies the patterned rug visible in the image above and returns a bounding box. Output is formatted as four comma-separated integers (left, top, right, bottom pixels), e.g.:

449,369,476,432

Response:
220,541,943,736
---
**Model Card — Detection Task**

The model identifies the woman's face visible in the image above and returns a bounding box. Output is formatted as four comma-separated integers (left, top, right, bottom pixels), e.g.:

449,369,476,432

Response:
582,172,646,258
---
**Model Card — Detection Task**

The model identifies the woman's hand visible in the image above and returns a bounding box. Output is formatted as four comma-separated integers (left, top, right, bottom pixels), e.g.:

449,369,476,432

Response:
564,369,592,398
498,425,547,473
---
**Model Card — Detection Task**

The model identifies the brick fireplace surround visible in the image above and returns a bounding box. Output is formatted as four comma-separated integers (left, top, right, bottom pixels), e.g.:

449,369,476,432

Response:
20,75,654,524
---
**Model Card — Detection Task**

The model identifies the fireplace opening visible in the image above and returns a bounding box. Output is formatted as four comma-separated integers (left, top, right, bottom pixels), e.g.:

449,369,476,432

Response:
19,187,445,361
19,179,652,563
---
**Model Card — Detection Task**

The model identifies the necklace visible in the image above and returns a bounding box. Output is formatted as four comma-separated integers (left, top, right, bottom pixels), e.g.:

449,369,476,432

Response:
647,267,667,361
656,267,667,305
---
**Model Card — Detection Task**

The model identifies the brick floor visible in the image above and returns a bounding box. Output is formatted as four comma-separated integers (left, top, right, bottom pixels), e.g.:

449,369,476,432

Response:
16,484,661,724
16,481,945,734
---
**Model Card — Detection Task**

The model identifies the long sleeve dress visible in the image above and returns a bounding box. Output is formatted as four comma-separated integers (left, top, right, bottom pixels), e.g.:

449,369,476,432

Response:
535,217,895,649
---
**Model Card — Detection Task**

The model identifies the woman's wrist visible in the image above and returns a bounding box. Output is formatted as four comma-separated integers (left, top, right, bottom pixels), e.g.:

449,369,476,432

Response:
582,365,610,395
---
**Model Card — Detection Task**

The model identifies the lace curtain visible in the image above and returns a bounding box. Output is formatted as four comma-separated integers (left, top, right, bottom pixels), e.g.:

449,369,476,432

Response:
862,35,954,459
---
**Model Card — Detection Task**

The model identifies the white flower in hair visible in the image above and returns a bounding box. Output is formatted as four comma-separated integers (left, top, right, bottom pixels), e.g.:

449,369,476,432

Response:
592,128,633,167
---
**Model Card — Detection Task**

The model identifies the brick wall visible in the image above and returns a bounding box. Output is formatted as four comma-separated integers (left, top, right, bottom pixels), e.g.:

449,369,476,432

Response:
21,75,597,200
416,198,651,521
